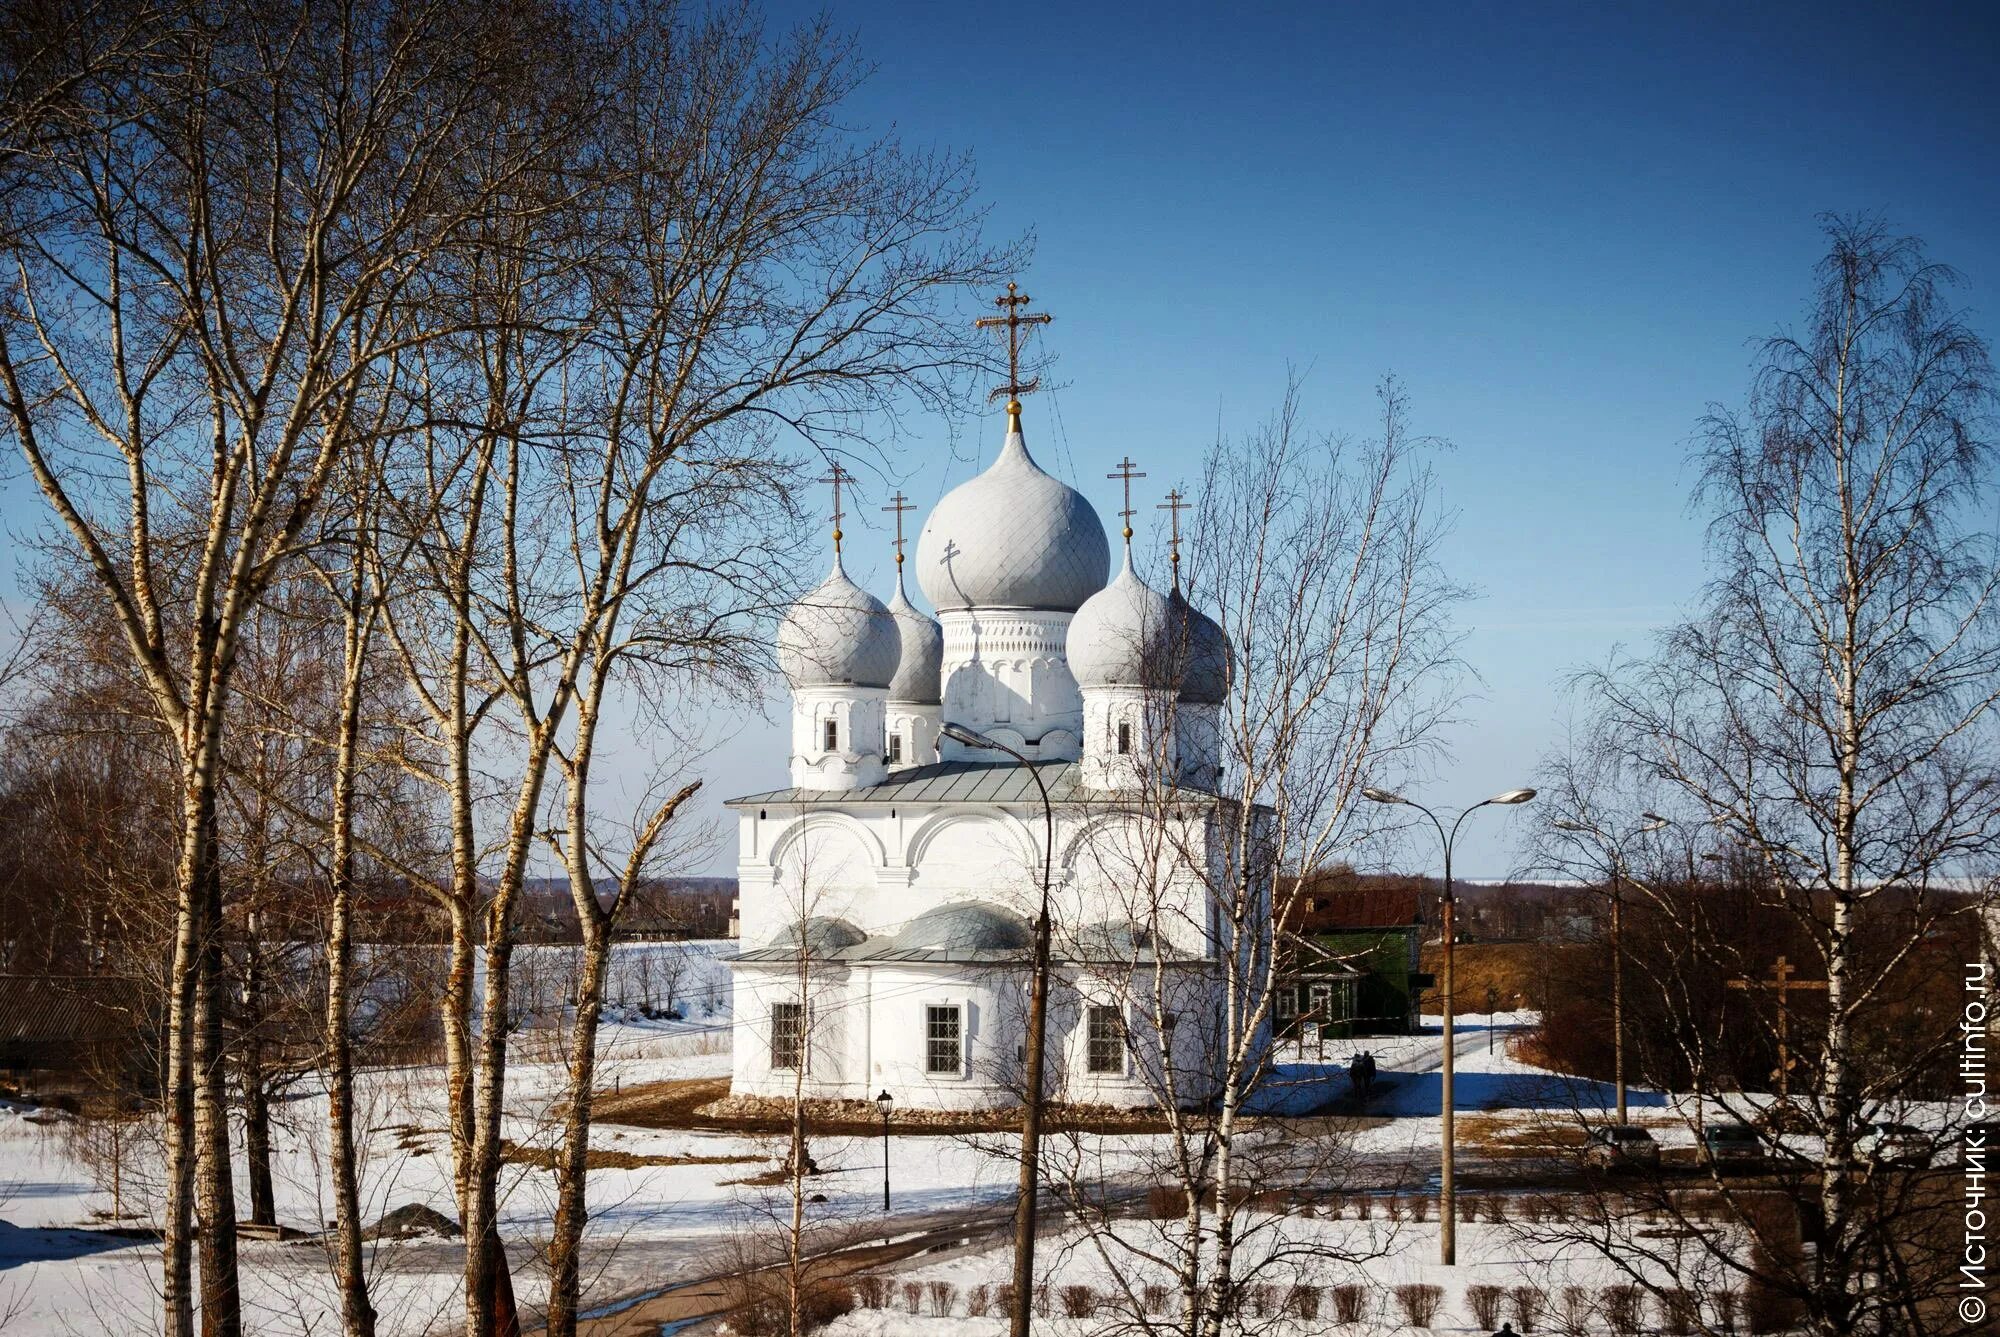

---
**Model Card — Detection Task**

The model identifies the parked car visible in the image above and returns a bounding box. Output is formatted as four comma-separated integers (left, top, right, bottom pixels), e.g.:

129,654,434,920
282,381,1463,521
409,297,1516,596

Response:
1703,1122,1764,1171
1584,1124,1660,1170
1856,1122,1932,1169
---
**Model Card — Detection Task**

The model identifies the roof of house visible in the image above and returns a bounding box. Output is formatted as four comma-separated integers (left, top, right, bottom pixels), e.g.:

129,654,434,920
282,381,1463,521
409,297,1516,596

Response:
0,975,149,1046
1290,887,1424,933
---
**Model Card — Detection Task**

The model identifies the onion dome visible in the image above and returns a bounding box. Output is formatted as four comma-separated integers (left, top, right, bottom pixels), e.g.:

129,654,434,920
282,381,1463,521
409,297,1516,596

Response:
1168,590,1232,705
885,573,943,704
915,420,1110,612
1066,551,1177,690
776,555,899,688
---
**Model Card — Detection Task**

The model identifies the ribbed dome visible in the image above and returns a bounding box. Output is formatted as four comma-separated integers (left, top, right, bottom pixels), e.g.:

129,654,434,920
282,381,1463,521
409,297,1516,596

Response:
1169,590,1232,705
1067,552,1177,690
893,902,1031,953
767,916,867,954
776,556,900,688
885,574,942,704
915,423,1110,612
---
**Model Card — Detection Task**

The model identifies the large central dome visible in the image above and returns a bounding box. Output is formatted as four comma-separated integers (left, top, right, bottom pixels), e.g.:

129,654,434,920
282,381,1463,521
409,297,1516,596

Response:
915,421,1111,612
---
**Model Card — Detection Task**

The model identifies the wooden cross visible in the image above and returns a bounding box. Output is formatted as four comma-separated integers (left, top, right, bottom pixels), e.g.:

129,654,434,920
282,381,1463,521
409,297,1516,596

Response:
974,281,1053,409
1106,456,1147,543
816,461,853,554
881,491,915,570
1157,487,1189,587
1727,954,1828,1101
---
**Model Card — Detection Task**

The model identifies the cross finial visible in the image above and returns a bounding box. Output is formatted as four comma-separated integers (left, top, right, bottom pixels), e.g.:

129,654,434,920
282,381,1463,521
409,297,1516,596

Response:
1106,456,1147,545
974,281,1053,429
1157,487,1190,588
881,491,915,568
816,461,853,554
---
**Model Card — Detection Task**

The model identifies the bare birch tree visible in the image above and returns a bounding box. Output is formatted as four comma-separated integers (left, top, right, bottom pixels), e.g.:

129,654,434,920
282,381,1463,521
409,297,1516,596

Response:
1576,215,2000,1336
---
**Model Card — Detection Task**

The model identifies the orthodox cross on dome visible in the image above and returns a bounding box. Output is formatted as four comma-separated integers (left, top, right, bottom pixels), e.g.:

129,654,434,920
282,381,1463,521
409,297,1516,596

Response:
1157,487,1190,588
816,461,853,555
882,491,915,569
974,282,1053,426
1106,456,1147,545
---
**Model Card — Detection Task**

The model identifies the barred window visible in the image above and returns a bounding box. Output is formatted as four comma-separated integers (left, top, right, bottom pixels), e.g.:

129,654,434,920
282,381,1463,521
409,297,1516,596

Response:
887,731,903,763
925,1004,962,1075
1086,1005,1125,1074
770,1002,804,1070
1116,721,1132,755
823,718,839,752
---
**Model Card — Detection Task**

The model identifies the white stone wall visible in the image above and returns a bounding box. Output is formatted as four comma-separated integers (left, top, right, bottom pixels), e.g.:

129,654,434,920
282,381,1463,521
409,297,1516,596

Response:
937,609,1083,761
789,684,888,790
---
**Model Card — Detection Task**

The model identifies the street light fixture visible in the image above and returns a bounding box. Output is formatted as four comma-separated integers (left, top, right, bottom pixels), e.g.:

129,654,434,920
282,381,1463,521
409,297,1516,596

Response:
941,720,1055,1337
1362,783,1535,1265
1550,812,1668,1126
876,1089,894,1212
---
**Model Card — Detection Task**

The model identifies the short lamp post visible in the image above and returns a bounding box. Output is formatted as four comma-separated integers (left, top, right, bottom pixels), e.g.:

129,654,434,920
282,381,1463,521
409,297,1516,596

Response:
875,1089,894,1212
1486,984,1499,1056
1362,783,1535,1266
939,720,1054,1337
1551,813,1668,1127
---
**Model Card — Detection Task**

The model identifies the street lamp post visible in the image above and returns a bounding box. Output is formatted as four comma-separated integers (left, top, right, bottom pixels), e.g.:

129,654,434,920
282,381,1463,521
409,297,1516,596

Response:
875,1090,894,1212
1362,784,1535,1266
1551,814,1668,1127
940,721,1055,1337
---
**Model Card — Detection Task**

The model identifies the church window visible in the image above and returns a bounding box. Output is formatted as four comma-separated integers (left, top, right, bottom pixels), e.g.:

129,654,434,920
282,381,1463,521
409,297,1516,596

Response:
1116,721,1132,755
770,1002,804,1070
823,717,838,752
1087,1005,1125,1074
1275,989,1298,1020
925,1004,962,1074
887,731,902,763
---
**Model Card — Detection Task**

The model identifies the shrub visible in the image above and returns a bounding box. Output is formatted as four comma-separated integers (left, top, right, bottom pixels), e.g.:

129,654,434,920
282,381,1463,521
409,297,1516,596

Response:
1394,1283,1444,1328
1033,1282,1052,1318
1058,1285,1099,1319
1332,1283,1370,1324
1520,1195,1546,1223
1140,1283,1170,1315
1486,1195,1508,1223
966,1284,992,1318
1467,1284,1506,1328
1662,1288,1699,1334
925,1281,957,1316
901,1281,922,1314
1459,1193,1481,1222
1287,1285,1322,1320
1244,1284,1280,1317
1558,1285,1595,1332
1602,1284,1644,1334
1354,1193,1371,1219
727,1276,854,1335
1509,1285,1547,1332
992,1282,1015,1318
1382,1195,1400,1220
1710,1287,1739,1332
1410,1195,1431,1222
851,1275,891,1309
1147,1183,1184,1218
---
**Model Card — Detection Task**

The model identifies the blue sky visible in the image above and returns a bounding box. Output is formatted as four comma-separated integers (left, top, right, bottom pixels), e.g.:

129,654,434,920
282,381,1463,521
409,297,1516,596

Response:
690,1,1998,876
5,3,1996,879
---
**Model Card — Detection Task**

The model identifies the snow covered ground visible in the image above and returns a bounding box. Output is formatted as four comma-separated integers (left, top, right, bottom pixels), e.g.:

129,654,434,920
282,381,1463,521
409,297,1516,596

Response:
0,996,1758,1335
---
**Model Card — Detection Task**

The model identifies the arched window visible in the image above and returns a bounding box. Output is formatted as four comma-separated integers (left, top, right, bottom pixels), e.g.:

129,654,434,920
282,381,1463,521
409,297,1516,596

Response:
887,731,903,763
1116,721,1132,755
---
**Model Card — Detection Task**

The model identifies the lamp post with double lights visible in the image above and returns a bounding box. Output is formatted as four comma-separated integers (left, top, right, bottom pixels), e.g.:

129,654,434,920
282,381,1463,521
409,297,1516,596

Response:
1361,784,1535,1266
875,1089,893,1211
938,720,1054,1337
1550,813,1669,1127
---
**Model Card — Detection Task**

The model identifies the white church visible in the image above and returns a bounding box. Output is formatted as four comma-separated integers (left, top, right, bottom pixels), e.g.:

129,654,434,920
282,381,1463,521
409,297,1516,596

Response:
726,302,1250,1110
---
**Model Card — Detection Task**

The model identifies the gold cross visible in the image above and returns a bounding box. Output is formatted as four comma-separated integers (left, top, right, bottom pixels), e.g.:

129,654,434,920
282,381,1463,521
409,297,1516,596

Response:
974,282,1053,417
881,491,915,568
1106,456,1147,543
1157,487,1190,587
816,461,853,554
